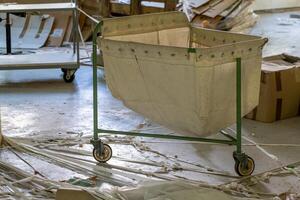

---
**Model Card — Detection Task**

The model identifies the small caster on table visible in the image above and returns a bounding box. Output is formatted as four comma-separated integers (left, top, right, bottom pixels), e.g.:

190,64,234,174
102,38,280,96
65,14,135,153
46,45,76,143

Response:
63,69,76,83
63,73,75,83
233,152,255,176
93,143,112,163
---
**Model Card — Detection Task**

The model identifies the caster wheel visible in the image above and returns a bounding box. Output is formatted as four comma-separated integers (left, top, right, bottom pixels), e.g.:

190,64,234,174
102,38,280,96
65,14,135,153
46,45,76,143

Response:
63,73,75,83
235,156,255,176
61,68,67,73
93,144,112,163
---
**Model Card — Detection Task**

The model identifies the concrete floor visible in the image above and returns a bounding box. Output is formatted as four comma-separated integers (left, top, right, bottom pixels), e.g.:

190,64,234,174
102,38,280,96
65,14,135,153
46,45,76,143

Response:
0,10,300,199
250,10,300,57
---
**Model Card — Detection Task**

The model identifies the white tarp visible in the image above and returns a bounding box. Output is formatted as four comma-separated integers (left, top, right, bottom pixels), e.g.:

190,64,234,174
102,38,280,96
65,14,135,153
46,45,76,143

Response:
0,13,26,48
0,14,54,49
100,12,267,136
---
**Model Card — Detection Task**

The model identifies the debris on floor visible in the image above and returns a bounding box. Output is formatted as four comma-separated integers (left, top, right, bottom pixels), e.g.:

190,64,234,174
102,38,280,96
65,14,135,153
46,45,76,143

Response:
0,132,300,199
178,0,259,32
112,181,235,200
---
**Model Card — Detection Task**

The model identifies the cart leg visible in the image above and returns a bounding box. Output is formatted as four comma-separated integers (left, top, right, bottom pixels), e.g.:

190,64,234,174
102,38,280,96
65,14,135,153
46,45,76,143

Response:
5,13,12,55
233,57,255,176
91,22,112,163
236,57,242,155
92,23,99,143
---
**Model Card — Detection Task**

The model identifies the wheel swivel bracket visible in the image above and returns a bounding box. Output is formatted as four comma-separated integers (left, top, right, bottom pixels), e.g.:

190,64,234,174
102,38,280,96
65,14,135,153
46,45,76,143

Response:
233,151,249,167
91,138,104,154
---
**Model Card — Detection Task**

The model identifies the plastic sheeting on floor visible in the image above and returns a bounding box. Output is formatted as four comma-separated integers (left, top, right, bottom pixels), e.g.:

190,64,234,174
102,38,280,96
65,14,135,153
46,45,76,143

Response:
113,181,234,200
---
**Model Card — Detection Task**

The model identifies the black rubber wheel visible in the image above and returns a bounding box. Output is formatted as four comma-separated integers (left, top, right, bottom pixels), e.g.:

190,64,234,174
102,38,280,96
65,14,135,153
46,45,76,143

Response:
93,144,112,163
63,73,75,83
61,68,67,73
234,156,255,176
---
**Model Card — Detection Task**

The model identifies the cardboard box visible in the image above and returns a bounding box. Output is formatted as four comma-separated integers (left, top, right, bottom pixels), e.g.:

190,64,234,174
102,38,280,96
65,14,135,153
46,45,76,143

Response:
246,54,300,122
45,12,72,47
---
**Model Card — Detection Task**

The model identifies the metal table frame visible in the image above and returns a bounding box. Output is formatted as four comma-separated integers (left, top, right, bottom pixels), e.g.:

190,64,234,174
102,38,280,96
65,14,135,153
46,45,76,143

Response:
0,1,80,83
91,22,255,176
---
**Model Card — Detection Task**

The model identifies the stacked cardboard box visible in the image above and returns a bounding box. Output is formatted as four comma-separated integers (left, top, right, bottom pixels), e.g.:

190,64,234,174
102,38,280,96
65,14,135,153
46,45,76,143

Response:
246,54,300,122
110,0,177,15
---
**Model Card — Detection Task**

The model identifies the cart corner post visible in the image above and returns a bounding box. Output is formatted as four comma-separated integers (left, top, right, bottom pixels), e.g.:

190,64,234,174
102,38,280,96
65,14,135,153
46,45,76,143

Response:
233,57,256,177
91,21,113,163
236,57,242,154
92,21,103,141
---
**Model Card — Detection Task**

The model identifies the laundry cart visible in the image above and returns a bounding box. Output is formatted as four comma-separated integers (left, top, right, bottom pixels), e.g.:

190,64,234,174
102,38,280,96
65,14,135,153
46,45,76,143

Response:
91,12,267,176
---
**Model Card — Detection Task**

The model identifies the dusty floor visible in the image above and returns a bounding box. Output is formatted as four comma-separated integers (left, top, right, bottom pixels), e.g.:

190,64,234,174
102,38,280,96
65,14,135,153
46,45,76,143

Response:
0,10,300,199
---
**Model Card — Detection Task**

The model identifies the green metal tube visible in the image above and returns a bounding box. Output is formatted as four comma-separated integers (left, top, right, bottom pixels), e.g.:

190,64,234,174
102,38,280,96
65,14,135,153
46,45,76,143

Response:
75,1,80,65
97,129,236,145
236,57,242,154
92,22,103,141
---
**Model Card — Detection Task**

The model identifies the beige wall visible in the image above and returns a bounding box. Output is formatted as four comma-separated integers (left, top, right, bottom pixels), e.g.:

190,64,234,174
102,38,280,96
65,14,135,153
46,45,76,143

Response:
253,0,300,10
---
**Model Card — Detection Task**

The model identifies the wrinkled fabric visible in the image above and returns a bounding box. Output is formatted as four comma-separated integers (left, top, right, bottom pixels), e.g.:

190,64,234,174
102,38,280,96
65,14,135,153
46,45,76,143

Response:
100,12,266,136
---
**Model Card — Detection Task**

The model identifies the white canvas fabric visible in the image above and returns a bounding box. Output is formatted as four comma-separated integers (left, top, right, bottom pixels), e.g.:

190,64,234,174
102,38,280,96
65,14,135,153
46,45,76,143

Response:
99,12,267,136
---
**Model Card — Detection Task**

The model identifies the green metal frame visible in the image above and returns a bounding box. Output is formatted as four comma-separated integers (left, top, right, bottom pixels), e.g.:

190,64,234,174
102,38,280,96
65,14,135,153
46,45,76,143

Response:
92,22,243,155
